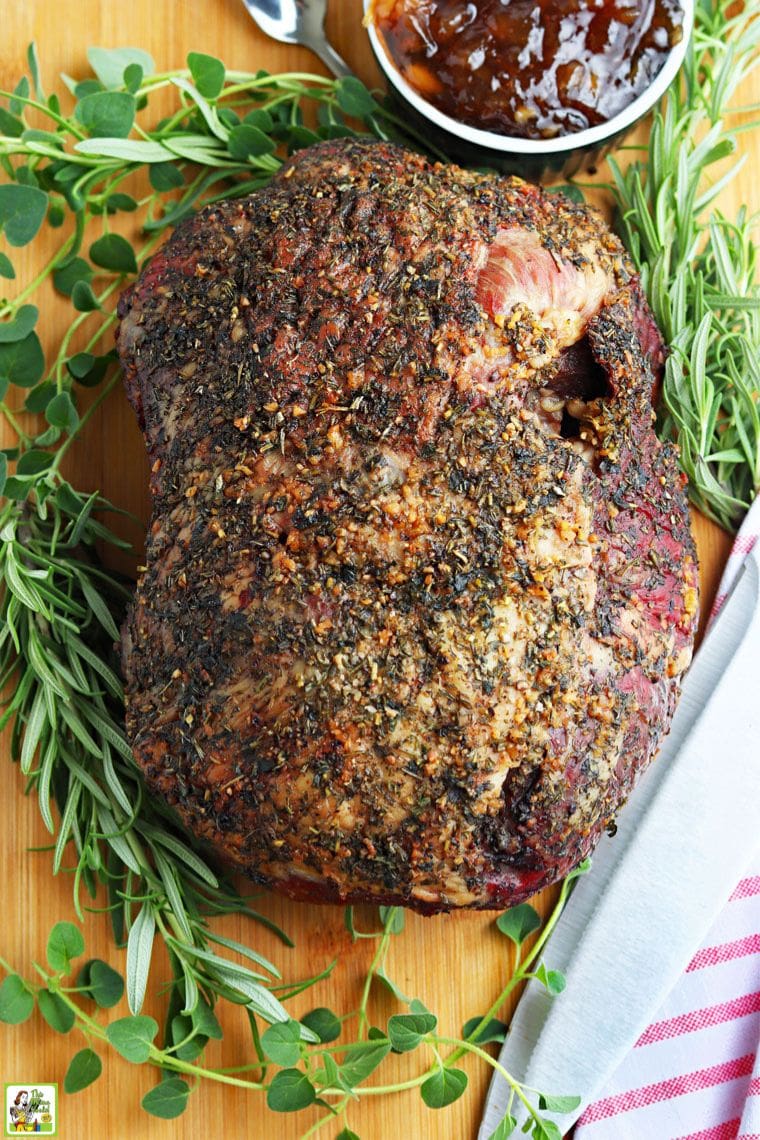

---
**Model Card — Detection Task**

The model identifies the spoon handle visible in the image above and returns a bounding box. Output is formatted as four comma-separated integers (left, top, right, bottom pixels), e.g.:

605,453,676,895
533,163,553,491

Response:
306,36,353,78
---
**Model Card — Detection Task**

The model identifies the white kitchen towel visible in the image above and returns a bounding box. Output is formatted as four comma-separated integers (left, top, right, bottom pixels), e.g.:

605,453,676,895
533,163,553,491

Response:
574,499,760,1140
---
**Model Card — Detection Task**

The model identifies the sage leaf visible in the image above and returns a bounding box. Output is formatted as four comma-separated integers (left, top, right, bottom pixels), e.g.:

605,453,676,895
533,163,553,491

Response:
126,903,155,1014
75,137,173,162
64,1048,102,1093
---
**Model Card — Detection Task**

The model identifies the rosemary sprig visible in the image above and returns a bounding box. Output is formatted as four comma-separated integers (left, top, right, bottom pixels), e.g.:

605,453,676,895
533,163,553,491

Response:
606,0,760,530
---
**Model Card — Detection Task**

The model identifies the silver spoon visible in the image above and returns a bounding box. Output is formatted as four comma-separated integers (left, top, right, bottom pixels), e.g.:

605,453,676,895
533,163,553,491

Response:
240,0,353,78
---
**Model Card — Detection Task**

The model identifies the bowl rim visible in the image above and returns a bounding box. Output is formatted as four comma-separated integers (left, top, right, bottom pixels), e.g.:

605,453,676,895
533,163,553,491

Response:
365,0,695,155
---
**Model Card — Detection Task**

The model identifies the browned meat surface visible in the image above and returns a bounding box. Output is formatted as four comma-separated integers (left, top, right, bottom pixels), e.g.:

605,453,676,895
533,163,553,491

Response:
118,139,698,914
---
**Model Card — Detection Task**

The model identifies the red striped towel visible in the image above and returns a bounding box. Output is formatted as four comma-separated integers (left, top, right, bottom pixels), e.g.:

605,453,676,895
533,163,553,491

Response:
575,501,760,1140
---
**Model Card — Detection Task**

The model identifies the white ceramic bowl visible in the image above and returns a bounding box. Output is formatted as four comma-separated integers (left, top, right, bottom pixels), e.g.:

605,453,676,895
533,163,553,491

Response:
365,0,695,180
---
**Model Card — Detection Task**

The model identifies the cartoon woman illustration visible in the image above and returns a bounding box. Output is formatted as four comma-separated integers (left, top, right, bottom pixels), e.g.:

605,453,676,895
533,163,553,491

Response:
8,1090,33,1132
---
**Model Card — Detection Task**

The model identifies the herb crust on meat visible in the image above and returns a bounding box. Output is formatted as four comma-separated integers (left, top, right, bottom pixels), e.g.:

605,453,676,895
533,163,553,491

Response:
118,139,698,913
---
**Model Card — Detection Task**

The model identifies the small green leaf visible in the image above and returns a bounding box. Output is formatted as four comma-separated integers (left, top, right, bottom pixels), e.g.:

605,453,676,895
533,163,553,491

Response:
71,280,100,312
0,107,24,137
267,1069,316,1112
66,352,110,387
187,52,225,99
76,91,136,138
243,108,274,131
105,1014,158,1062
537,1093,581,1114
379,906,405,933
0,452,7,496
64,1048,102,1093
547,183,586,205
533,964,567,996
388,1011,437,1052
0,974,35,1024
0,304,38,344
87,46,155,90
496,903,542,946
24,380,55,413
339,1040,391,1086
123,63,143,94
227,123,275,160
47,920,85,973
142,1077,190,1119
336,76,377,118
262,1019,302,1066
0,331,44,388
0,252,15,279
376,963,411,1004
15,447,53,477
10,76,30,116
106,192,138,213
420,1066,468,1109
0,185,49,246
89,233,138,274
78,958,124,1008
75,137,172,162
53,257,92,297
336,1130,361,1140
191,996,223,1039
488,1115,517,1139
532,1121,563,1140
149,162,184,191
462,1016,508,1045
27,42,44,99
38,988,76,1033
126,902,155,1014
301,1007,341,1044
46,391,79,432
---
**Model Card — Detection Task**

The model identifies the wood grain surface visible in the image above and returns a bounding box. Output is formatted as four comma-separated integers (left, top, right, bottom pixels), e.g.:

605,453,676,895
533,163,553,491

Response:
1,3,754,1137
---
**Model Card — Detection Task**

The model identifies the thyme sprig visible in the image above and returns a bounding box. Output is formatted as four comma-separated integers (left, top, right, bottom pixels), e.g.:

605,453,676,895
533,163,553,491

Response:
606,0,760,530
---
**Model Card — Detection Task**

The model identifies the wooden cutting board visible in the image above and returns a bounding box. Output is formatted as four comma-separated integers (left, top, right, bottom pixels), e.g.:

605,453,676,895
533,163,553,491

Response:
2,2,754,1137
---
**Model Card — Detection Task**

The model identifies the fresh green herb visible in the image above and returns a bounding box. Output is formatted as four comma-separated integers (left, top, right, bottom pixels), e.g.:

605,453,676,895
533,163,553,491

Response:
606,0,760,529
0,884,586,1135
